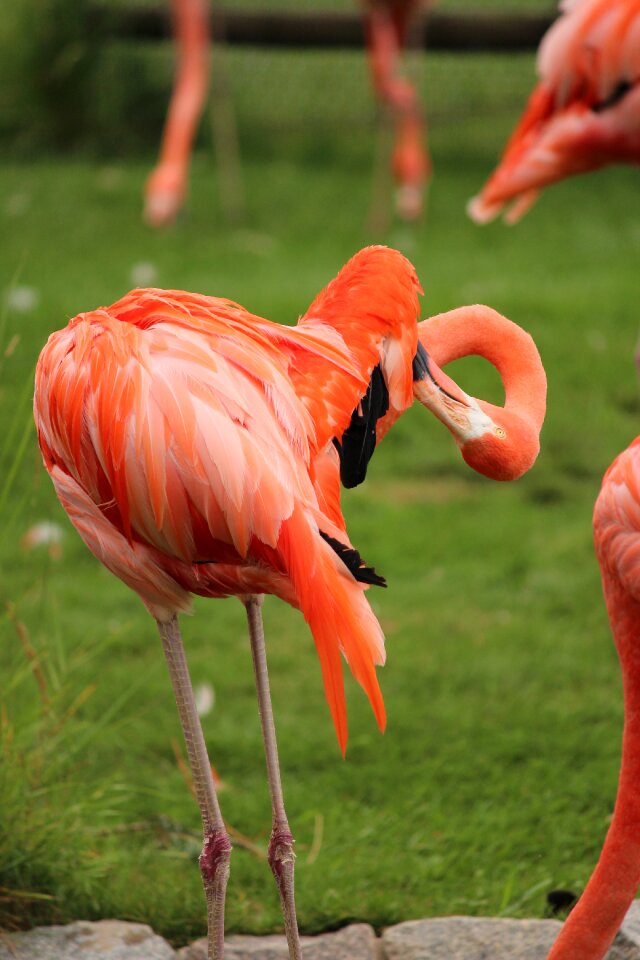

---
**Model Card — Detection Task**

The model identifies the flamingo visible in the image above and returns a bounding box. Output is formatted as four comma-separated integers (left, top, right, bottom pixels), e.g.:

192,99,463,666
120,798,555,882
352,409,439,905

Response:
469,0,640,224
362,0,432,221
33,246,546,960
546,435,640,960
144,0,210,227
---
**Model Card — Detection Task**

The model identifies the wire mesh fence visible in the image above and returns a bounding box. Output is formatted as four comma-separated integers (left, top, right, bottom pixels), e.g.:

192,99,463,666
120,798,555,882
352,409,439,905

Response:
94,36,541,164
1,0,552,165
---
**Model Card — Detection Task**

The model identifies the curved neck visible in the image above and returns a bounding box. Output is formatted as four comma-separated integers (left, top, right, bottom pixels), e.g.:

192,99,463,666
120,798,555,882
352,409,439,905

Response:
419,305,546,433
548,575,640,960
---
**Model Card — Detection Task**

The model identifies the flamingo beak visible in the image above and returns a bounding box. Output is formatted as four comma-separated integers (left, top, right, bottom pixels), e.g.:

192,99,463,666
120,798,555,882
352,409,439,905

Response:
413,348,494,445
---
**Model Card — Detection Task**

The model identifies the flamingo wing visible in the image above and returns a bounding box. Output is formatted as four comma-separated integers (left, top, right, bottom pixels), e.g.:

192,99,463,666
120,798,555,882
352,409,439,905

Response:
35,295,316,564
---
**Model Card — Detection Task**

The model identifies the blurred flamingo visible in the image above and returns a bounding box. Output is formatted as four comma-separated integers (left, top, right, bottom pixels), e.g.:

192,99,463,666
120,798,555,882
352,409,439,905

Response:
469,0,640,224
362,0,432,221
34,246,545,960
144,0,210,226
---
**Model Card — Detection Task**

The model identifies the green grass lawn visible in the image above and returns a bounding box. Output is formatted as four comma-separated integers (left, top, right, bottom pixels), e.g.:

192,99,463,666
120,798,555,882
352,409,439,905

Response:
2,48,640,947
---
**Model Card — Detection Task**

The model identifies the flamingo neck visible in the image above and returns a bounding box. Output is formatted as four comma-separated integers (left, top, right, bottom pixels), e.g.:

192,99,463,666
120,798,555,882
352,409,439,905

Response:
420,305,546,433
548,576,640,960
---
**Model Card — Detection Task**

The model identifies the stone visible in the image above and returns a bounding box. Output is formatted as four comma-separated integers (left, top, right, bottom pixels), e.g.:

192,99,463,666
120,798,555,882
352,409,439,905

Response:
609,931,640,960
382,917,562,959
177,923,378,960
0,920,176,960
621,902,640,947
381,916,640,960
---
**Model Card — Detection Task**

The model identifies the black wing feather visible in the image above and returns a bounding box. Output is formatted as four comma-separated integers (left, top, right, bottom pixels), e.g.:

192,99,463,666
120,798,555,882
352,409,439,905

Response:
335,363,389,489
320,531,387,587
592,80,632,113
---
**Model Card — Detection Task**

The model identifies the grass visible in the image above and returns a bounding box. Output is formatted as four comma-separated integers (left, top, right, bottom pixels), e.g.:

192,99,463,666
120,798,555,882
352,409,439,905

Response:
2,46,640,947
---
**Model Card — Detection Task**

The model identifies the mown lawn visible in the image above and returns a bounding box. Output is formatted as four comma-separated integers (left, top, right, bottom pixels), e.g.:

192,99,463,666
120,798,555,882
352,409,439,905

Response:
2,47,640,947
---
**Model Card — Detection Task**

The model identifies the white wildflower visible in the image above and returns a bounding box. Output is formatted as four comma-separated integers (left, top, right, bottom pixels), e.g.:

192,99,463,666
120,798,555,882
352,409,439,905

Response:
195,682,215,717
5,192,31,217
21,522,64,559
130,262,158,287
6,286,39,313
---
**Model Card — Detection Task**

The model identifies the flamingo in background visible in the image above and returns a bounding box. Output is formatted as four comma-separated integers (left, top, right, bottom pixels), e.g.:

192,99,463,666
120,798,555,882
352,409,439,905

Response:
469,0,640,224
546,435,640,959
34,246,545,960
144,0,210,227
362,0,432,221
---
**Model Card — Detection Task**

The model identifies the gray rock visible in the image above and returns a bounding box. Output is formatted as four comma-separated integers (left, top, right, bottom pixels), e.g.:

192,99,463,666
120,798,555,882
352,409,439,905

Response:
177,923,378,960
381,916,640,960
382,917,562,959
609,932,640,960
621,902,640,947
0,920,176,960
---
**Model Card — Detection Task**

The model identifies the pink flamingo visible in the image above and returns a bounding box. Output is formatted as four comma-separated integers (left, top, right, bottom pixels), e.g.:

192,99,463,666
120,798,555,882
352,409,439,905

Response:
34,246,545,960
469,0,640,224
144,0,210,227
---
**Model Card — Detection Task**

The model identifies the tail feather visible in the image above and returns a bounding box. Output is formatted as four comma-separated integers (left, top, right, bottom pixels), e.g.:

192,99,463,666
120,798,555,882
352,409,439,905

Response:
278,504,386,754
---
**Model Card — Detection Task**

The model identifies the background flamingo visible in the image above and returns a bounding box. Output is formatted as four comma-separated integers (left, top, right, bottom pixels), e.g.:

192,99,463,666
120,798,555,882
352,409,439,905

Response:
469,0,640,224
34,246,545,960
362,0,432,222
546,434,640,959
144,0,210,227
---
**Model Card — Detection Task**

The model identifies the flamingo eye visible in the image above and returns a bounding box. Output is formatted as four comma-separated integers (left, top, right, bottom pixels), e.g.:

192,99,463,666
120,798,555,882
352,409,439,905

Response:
495,427,506,439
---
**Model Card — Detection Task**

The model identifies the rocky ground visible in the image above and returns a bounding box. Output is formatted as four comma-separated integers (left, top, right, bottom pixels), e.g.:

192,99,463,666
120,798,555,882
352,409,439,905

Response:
3,904,640,959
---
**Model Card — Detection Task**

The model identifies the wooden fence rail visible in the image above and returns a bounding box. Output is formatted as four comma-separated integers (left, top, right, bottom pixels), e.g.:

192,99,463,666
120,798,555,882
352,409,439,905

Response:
91,6,557,53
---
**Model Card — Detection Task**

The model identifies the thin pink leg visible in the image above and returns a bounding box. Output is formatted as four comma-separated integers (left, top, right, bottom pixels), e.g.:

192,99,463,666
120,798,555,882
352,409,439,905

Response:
157,616,231,960
244,596,302,960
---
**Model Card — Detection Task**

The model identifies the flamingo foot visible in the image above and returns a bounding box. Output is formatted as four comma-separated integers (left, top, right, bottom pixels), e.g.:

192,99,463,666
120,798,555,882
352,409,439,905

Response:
200,828,233,960
268,825,301,959
395,183,423,221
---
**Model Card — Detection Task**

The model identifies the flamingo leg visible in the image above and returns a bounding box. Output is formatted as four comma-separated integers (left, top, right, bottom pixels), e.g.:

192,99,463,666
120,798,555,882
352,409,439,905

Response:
367,106,394,235
157,616,231,960
244,595,302,960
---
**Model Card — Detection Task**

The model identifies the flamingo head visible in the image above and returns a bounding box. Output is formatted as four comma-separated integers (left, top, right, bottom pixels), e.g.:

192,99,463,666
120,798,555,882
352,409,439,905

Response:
456,401,540,481
413,354,540,481
468,83,640,225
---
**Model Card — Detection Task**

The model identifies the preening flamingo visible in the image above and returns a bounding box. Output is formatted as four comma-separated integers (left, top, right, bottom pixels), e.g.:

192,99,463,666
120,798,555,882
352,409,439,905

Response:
34,246,546,960
546,436,640,960
144,0,210,227
362,0,432,221
469,0,640,224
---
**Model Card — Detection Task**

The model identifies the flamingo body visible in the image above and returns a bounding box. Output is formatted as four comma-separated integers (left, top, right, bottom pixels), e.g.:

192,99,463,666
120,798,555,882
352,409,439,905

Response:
469,0,640,224
33,250,548,754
